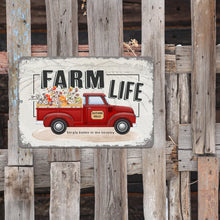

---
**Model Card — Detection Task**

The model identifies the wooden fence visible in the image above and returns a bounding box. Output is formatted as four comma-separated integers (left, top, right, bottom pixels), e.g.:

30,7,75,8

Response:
0,0,219,219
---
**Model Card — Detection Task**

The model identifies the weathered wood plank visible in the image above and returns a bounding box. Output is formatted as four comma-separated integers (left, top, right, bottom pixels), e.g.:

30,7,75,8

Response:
176,45,220,74
179,124,220,150
50,162,80,220
179,148,220,172
180,172,191,220
0,144,175,191
87,0,128,219
179,74,191,123
45,0,81,219
94,149,127,219
191,0,216,154
45,0,80,162
5,1,34,220
165,44,182,219
87,0,123,56
45,0,78,57
198,157,219,220
179,72,191,220
142,0,166,219
4,44,220,74
6,0,33,165
4,167,34,220
178,149,197,171
48,149,80,162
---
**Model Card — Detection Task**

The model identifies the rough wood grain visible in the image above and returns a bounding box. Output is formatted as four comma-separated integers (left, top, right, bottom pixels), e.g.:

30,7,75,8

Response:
87,0,128,219
191,0,216,154
5,1,34,219
198,157,219,220
179,148,220,171
4,167,34,220
176,45,220,74
179,72,191,220
45,0,78,57
94,149,127,220
45,0,80,162
50,162,80,220
179,124,220,150
142,0,166,219
6,0,33,165
87,0,123,57
0,145,175,191
165,44,182,220
180,172,191,220
45,0,81,219
3,44,220,74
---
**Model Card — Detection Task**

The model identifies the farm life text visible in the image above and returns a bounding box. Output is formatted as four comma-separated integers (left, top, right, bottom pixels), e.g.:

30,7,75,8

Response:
41,69,144,102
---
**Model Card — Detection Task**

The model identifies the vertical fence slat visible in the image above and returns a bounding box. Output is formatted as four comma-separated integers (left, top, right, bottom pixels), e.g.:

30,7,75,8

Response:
165,45,182,219
191,0,218,219
191,0,216,154
87,0,127,219
6,0,33,166
142,0,166,219
5,1,34,219
179,71,191,220
5,167,34,220
198,157,219,220
45,0,80,219
50,162,80,219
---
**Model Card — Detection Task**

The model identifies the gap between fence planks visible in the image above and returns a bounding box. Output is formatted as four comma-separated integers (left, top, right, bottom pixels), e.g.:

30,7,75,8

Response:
142,0,166,219
87,0,127,219
45,0,80,219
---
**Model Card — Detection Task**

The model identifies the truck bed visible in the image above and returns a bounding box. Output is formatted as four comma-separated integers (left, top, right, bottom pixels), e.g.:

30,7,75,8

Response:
37,107,83,123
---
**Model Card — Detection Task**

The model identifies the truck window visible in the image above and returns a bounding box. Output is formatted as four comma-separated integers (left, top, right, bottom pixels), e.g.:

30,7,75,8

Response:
83,96,86,105
88,96,105,105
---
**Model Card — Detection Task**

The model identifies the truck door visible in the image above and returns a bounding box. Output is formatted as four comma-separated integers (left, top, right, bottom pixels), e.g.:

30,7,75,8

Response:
86,96,108,124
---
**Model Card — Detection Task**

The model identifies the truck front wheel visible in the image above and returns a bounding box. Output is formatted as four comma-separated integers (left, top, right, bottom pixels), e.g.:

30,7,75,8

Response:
114,119,130,135
51,119,67,135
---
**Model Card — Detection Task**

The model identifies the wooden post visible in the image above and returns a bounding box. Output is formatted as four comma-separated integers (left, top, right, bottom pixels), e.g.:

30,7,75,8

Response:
5,0,34,219
191,0,216,154
45,0,80,219
198,157,219,220
191,0,218,219
142,0,166,219
87,0,128,219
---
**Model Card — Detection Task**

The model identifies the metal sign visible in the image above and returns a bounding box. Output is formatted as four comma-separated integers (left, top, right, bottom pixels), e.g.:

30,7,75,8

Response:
18,57,154,148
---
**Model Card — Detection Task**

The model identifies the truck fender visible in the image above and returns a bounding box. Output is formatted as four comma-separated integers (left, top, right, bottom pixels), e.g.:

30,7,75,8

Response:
107,113,135,127
43,113,74,127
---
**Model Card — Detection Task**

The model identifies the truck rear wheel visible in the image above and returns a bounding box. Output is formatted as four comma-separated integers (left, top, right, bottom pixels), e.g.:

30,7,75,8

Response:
51,119,67,135
114,119,130,135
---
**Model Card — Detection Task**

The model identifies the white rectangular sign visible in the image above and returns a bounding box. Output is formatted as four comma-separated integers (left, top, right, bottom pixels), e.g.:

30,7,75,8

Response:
18,57,154,148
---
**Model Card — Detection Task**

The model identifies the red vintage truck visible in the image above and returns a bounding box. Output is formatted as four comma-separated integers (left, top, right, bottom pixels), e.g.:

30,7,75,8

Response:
36,93,136,135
